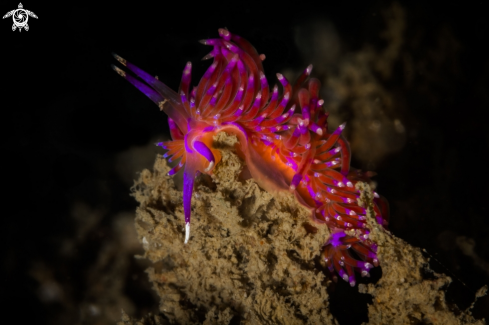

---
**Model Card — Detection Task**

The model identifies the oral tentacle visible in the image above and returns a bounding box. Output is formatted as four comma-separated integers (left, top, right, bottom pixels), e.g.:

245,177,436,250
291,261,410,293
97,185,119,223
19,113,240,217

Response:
193,141,216,172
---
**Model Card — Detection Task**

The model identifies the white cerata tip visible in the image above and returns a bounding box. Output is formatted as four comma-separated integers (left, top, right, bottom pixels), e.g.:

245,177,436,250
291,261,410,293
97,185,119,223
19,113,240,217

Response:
184,222,190,244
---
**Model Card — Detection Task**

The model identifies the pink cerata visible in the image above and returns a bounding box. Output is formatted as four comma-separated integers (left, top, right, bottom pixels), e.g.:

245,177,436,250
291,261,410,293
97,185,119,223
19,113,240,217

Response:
112,28,389,286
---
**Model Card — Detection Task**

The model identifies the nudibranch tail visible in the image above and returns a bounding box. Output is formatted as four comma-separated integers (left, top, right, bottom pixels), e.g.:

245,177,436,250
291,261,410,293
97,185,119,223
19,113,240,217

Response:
113,28,389,285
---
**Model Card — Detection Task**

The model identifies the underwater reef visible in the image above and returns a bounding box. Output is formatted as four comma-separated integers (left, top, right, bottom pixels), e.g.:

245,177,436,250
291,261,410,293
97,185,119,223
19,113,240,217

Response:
121,132,485,324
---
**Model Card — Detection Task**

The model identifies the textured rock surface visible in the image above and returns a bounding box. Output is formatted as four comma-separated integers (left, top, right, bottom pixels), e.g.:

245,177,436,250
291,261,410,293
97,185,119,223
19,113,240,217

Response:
356,183,486,324
127,132,485,324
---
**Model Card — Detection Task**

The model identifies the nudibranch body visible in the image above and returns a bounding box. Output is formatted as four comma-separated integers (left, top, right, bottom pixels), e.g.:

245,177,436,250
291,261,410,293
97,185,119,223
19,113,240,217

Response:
112,28,389,286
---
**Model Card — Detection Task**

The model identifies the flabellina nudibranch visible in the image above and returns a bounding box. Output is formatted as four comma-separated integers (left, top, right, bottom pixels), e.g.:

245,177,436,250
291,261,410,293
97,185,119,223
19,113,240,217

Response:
112,28,389,286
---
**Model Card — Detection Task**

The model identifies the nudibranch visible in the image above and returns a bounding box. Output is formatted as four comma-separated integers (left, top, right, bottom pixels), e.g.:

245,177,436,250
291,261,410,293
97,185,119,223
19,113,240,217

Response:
112,28,389,286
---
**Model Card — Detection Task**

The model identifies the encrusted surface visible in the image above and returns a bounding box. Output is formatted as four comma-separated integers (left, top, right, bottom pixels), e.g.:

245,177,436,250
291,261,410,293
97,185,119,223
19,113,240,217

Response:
128,133,485,325
356,182,486,324
132,133,334,324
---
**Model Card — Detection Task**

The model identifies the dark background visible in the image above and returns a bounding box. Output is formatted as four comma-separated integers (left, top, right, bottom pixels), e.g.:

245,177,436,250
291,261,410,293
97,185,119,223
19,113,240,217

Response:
2,0,488,324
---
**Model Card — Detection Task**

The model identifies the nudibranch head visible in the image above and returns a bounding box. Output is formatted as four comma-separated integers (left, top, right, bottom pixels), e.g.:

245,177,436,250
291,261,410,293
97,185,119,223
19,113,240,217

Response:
112,28,389,284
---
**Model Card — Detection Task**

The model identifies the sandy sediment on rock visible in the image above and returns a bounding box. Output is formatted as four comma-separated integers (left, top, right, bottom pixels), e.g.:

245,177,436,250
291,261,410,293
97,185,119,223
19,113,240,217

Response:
125,132,485,325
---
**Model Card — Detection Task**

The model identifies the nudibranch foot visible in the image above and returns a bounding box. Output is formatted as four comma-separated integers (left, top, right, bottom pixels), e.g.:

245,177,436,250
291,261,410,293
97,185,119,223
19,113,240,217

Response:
113,28,389,284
